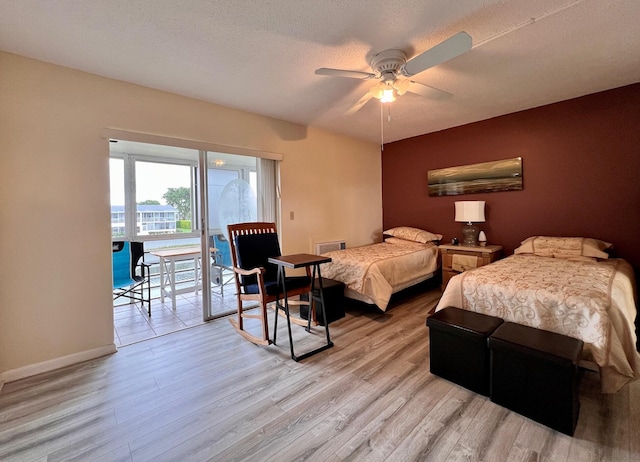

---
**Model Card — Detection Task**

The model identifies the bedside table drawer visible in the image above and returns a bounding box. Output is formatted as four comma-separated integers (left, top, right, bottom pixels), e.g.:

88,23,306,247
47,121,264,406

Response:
442,253,488,270
439,244,503,291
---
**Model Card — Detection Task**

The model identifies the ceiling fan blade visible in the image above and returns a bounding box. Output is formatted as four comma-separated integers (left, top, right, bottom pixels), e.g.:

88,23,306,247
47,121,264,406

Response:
406,81,453,99
344,92,374,115
402,31,472,77
315,68,376,79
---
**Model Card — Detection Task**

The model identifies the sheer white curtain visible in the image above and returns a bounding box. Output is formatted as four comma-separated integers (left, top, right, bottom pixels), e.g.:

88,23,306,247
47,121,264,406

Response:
257,158,278,223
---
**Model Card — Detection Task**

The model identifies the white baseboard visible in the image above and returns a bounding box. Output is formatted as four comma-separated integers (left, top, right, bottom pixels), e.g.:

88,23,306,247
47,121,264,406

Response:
0,344,118,386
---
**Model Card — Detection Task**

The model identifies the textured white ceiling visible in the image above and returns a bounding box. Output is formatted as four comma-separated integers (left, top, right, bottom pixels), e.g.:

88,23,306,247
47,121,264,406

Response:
1,0,639,144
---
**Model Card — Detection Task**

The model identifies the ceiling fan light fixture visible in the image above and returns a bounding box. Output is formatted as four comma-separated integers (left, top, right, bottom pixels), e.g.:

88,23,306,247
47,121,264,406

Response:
394,79,411,95
380,88,396,103
370,81,396,102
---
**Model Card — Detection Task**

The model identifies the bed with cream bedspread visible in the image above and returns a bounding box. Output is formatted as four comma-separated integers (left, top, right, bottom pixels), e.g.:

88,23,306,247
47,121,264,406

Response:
436,254,640,393
322,240,439,311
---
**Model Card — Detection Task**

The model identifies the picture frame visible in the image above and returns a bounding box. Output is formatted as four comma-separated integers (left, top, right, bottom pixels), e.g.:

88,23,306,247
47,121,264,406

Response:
428,157,523,196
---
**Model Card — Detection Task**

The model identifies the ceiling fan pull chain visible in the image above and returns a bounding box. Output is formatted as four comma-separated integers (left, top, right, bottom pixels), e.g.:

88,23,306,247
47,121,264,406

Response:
380,102,384,151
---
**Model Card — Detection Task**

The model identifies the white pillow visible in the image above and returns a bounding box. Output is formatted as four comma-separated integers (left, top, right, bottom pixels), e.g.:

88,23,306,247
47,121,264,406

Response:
383,227,442,243
384,237,430,246
514,236,612,260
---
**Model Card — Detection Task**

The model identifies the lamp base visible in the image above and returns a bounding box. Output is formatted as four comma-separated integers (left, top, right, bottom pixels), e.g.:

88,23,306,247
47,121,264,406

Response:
461,223,480,247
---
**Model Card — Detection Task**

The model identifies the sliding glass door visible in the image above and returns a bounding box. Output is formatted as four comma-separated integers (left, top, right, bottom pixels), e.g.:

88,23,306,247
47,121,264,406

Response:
109,140,272,329
201,152,258,319
110,141,206,334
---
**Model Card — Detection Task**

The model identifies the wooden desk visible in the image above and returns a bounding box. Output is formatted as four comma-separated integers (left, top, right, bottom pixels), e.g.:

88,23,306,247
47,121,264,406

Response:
150,246,203,310
268,253,333,361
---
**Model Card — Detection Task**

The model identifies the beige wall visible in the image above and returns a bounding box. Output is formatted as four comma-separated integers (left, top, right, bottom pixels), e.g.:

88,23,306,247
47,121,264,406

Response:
0,51,381,381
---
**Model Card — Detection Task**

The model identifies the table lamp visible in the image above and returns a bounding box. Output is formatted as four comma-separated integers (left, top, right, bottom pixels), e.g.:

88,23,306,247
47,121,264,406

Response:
455,201,485,246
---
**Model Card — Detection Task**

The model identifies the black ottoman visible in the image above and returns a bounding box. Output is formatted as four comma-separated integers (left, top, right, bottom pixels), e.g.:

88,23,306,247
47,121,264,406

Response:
426,307,504,395
300,278,345,326
488,322,583,436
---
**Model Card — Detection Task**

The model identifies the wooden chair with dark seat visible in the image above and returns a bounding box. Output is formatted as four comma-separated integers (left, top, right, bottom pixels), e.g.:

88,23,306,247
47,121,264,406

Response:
227,222,313,345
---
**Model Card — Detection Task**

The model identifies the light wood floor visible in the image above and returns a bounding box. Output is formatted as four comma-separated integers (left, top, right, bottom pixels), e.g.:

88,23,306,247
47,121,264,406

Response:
1,286,639,461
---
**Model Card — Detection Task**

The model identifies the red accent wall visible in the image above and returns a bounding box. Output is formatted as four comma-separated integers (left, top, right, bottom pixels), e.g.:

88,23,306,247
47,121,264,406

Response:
382,83,640,275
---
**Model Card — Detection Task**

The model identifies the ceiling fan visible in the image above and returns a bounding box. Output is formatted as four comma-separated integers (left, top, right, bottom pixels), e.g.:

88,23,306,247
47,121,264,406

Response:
315,32,472,115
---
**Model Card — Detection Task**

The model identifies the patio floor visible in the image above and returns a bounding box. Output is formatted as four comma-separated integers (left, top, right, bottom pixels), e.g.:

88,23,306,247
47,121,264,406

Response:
113,275,239,347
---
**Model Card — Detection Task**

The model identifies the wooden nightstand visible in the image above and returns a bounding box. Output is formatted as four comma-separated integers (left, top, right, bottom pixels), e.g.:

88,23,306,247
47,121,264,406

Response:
439,244,503,291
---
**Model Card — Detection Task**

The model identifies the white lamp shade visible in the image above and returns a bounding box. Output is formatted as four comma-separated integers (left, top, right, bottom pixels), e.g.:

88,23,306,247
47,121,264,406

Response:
455,201,486,223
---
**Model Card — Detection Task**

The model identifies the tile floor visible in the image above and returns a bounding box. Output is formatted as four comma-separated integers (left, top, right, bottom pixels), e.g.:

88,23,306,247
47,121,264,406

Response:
113,279,239,347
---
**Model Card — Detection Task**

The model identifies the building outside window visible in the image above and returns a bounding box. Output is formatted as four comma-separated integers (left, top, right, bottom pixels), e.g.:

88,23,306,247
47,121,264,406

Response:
110,204,178,237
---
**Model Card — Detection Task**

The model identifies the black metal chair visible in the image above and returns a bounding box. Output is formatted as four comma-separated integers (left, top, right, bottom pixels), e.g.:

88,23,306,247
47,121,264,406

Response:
227,222,312,345
112,241,151,315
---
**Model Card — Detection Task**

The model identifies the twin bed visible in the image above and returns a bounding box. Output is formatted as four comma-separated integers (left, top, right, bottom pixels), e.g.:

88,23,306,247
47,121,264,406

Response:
321,227,441,311
321,231,640,393
436,236,640,393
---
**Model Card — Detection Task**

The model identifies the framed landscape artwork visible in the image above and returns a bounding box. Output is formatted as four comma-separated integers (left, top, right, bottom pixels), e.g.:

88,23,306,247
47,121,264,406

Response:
428,157,523,197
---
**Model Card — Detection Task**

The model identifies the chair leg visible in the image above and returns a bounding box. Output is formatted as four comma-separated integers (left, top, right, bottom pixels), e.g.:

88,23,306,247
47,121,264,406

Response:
146,277,151,316
144,266,151,316
237,300,244,331
228,301,271,346
261,303,269,342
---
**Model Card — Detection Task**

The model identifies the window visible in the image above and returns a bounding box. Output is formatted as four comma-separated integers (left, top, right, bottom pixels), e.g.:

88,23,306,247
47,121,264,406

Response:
110,143,199,241
135,160,193,236
109,141,265,242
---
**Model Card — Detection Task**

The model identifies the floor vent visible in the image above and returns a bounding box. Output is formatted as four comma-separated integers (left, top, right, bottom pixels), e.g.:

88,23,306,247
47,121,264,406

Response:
315,240,346,255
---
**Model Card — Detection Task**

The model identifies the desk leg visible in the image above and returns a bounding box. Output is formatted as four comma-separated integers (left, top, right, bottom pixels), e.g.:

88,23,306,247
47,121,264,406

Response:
273,268,280,344
273,266,295,359
159,257,166,303
292,265,333,361
305,274,314,333
273,263,334,362
272,266,296,361
282,271,296,360
169,258,177,311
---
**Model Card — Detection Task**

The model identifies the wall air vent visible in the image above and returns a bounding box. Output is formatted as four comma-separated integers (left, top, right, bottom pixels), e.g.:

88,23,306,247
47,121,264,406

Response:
315,240,346,255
